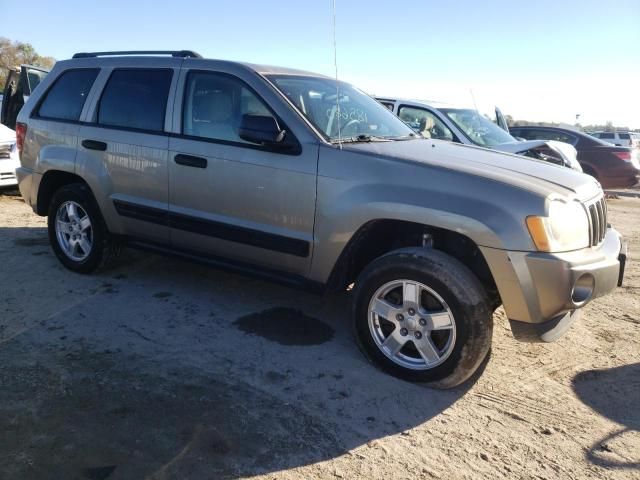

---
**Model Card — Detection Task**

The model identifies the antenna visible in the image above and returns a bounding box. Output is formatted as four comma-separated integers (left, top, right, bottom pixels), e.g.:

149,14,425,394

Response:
332,0,342,148
469,88,479,113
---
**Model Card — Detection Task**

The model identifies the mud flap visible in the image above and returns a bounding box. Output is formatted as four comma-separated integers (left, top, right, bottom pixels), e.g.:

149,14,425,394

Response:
617,240,628,287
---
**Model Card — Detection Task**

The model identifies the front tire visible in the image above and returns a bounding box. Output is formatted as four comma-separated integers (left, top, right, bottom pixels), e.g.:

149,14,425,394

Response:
48,183,118,273
353,248,492,388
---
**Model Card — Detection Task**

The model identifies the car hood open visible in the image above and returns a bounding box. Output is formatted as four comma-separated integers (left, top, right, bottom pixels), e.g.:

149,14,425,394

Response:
344,138,600,201
493,139,582,171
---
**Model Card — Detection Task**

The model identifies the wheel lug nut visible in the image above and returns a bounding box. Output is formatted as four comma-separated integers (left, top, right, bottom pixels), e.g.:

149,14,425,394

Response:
419,318,427,326
396,314,404,322
408,308,415,316
400,328,408,336
414,331,422,339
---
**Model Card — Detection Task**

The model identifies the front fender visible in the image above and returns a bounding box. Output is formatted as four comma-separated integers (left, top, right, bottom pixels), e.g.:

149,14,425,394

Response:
309,181,535,284
309,147,544,284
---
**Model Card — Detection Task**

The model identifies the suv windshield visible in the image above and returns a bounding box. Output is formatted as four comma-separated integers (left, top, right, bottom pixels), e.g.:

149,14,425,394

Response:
440,108,515,147
267,75,416,142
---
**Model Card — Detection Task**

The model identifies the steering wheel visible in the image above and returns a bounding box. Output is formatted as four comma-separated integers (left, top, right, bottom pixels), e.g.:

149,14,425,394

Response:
341,118,362,137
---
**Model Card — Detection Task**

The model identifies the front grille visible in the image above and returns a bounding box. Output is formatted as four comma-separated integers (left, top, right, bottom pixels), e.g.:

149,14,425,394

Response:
0,146,11,160
587,196,607,246
0,172,16,181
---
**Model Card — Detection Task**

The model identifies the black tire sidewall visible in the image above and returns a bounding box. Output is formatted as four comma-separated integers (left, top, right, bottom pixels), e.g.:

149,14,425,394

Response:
47,184,108,274
354,250,491,384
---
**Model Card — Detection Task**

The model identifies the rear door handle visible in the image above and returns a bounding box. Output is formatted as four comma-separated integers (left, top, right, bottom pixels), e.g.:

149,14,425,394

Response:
81,139,107,151
174,154,207,169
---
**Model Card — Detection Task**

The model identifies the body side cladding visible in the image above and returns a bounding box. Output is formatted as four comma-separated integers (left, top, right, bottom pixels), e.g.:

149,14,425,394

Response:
112,199,310,258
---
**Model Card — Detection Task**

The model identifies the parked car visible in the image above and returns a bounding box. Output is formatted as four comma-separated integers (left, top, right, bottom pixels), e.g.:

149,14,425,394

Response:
0,123,19,187
509,126,640,189
378,98,582,171
14,51,626,388
590,131,640,148
1,65,49,130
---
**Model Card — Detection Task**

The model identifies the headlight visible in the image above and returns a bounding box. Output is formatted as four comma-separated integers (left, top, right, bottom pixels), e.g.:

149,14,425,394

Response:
526,199,589,252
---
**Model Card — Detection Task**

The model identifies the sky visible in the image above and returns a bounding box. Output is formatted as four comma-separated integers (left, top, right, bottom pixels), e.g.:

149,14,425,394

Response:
3,0,639,127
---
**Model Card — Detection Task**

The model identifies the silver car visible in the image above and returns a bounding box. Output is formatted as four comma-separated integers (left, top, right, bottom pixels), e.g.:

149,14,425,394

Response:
0,124,20,187
377,98,582,171
14,51,626,388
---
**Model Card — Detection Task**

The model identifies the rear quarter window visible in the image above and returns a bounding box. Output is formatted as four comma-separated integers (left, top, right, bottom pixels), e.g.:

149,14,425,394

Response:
97,69,173,132
37,69,99,121
619,133,630,140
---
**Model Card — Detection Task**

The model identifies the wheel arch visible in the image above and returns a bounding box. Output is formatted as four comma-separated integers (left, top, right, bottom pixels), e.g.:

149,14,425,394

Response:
325,218,500,307
36,170,92,216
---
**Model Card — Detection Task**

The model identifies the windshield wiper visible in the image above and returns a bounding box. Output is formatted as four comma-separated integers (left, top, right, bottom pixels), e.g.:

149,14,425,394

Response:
330,134,392,144
387,133,419,141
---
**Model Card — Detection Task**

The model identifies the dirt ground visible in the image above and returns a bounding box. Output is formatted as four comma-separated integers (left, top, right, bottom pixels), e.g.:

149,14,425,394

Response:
0,187,638,480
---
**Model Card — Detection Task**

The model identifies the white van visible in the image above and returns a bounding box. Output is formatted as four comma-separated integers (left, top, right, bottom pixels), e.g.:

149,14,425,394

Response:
590,131,639,148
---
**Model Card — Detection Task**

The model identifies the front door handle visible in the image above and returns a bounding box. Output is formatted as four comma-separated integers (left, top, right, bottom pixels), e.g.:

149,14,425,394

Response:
174,154,207,169
81,139,107,151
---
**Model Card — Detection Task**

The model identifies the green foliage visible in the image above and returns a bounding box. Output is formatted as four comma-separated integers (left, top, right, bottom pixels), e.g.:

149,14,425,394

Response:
0,37,56,91
507,116,638,133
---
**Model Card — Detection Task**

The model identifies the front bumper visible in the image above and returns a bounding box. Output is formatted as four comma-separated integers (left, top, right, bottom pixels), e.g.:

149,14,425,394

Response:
0,156,20,187
480,227,624,342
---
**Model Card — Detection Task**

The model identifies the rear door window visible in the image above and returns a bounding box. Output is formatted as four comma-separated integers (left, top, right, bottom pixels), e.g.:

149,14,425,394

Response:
546,131,578,145
37,69,99,121
516,129,577,145
600,132,614,139
98,69,173,132
514,129,541,140
619,133,630,140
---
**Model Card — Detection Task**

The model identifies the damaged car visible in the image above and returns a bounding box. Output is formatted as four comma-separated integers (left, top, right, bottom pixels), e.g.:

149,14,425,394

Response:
378,98,582,171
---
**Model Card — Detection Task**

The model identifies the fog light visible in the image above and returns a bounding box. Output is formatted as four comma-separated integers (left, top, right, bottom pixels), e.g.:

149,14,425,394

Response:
571,273,595,305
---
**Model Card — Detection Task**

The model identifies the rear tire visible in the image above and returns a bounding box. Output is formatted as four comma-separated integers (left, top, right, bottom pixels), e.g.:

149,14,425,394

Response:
353,247,492,388
47,183,119,273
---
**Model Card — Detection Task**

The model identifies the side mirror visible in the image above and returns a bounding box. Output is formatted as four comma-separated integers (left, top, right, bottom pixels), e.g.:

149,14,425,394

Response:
239,115,286,145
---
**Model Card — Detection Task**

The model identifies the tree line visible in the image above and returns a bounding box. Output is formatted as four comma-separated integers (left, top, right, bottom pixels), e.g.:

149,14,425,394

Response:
505,115,638,134
1,38,56,91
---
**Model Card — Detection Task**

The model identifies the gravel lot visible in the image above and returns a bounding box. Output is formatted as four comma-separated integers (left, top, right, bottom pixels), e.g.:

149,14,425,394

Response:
0,187,638,480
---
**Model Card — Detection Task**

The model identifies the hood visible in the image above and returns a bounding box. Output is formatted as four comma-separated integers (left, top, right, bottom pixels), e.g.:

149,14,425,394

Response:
344,138,601,201
493,139,550,155
493,139,582,172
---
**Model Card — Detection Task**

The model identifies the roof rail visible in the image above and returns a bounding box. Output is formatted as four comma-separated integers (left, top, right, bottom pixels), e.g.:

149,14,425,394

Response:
72,50,202,59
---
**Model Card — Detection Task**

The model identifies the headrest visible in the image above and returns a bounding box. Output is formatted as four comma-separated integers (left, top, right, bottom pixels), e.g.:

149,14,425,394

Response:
192,80,233,123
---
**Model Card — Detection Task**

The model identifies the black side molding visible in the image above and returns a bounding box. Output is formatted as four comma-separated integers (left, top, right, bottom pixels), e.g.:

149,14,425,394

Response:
112,200,310,258
113,200,169,226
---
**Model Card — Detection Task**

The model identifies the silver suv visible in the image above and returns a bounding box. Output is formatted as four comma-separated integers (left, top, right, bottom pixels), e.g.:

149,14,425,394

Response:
15,51,627,388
